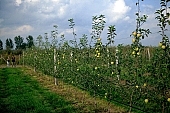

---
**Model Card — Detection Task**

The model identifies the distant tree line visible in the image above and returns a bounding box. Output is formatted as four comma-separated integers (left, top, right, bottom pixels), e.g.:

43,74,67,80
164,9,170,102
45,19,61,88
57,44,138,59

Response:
0,35,34,51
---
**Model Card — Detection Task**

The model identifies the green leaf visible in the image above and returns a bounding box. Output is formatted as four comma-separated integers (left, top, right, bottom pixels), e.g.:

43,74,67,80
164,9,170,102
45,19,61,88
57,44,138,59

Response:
161,14,165,17
136,13,139,16
168,20,170,25
160,9,166,13
155,10,161,14
155,16,161,19
161,4,166,7
142,35,144,39
160,1,165,5
157,24,161,26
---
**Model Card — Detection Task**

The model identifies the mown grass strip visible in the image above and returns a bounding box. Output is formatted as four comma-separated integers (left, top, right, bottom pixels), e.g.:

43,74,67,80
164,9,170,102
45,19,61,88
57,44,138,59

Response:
23,66,126,113
0,68,78,113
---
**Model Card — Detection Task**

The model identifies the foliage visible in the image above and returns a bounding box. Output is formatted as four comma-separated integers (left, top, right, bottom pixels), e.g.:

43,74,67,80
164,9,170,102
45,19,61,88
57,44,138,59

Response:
107,25,116,46
0,35,35,51
68,18,77,48
51,25,59,47
131,0,151,57
91,14,106,46
6,38,14,50
0,39,3,50
14,35,24,50
36,35,43,48
26,35,34,48
79,34,88,49
10,0,170,113
151,0,170,112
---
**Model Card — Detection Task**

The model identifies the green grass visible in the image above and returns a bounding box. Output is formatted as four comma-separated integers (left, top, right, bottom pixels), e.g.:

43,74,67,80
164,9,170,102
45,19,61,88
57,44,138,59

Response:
0,68,78,113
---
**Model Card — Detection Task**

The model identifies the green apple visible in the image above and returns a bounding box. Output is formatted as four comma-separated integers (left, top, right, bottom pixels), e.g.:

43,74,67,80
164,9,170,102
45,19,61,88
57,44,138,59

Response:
137,33,141,38
135,47,139,51
143,83,147,87
162,45,166,49
168,98,170,102
97,38,101,41
145,99,148,103
132,32,137,36
132,38,135,43
159,42,162,47
132,51,136,55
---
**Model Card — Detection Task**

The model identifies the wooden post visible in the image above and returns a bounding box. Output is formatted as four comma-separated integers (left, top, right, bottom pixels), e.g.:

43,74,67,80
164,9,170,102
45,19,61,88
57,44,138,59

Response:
34,55,36,72
70,51,73,71
19,54,20,65
115,48,119,81
23,51,24,67
54,48,57,85
107,48,110,68
147,48,150,61
0,55,2,65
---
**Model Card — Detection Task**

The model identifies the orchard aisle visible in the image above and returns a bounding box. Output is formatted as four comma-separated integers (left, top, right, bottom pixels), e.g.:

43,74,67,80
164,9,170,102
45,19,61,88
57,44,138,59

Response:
0,65,126,112
22,66,126,113
0,67,79,113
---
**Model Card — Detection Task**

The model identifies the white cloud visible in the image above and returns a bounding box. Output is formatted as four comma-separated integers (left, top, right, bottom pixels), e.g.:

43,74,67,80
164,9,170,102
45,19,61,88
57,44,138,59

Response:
101,0,131,23
15,0,22,6
2,0,166,47
50,0,70,5
60,28,75,35
123,16,130,21
57,4,69,18
0,25,34,38
51,0,60,1
24,0,40,4
15,0,40,6
30,0,70,19
15,25,33,33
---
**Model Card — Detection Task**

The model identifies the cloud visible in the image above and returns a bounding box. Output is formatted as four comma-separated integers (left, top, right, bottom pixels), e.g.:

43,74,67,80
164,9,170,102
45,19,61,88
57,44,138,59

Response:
123,16,130,21
15,0,22,6
101,0,131,23
15,25,33,33
0,18,4,24
26,0,70,20
57,4,69,18
59,29,71,36
0,25,34,38
12,0,131,27
15,0,39,6
1,0,167,47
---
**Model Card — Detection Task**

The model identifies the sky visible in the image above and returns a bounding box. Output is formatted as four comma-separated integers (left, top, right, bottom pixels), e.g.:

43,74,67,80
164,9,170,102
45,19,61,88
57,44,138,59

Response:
0,0,170,48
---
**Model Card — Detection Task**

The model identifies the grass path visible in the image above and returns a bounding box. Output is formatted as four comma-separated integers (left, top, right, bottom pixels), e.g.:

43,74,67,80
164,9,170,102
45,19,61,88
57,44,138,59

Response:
22,66,126,113
0,65,126,113
0,67,78,113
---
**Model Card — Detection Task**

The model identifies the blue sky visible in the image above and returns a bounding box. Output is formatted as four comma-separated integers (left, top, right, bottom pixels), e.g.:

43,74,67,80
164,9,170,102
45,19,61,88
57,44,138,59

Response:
0,0,169,48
